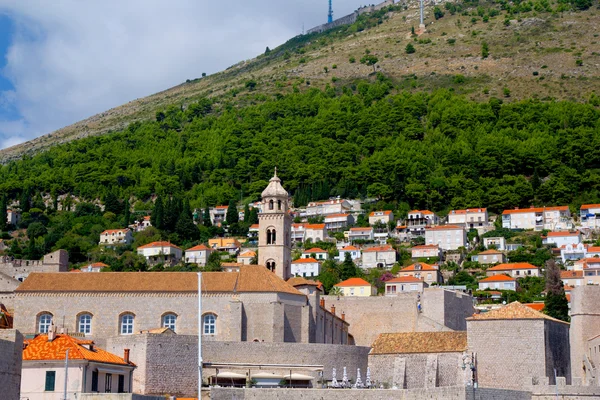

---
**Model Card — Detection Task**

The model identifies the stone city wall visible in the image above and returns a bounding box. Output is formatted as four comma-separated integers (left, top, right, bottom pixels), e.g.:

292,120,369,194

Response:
0,329,23,400
0,249,69,282
307,0,395,34
570,285,600,382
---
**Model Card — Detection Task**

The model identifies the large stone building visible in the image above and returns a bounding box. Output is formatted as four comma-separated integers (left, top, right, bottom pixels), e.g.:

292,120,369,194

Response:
0,329,22,400
570,285,600,383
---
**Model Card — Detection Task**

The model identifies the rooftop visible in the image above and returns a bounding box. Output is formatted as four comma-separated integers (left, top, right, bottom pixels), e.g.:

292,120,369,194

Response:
101,228,130,234
334,277,371,287
426,225,463,231
306,224,326,229
369,210,392,216
261,169,289,198
292,257,319,264
349,227,373,232
546,231,580,237
386,276,424,283
303,248,327,253
411,245,439,250
370,332,467,355
363,245,395,253
561,270,583,278
502,206,569,215
487,262,538,271
400,262,437,272
341,245,360,251
137,241,182,250
449,208,487,214
468,301,568,325
238,250,256,257
479,275,516,282
186,244,211,251
287,277,322,289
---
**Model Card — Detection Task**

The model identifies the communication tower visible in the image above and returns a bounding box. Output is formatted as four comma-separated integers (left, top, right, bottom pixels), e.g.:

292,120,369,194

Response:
328,0,333,23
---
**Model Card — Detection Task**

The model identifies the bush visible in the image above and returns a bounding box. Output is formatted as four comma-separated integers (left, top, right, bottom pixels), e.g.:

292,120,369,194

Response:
434,6,445,19
533,71,539,76
349,56,356,63
447,38,456,45
503,87,511,97
454,74,466,84
576,59,583,66
405,43,416,54
481,42,489,59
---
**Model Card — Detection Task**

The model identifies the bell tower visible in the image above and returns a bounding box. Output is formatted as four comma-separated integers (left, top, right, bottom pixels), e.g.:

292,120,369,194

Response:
258,168,292,280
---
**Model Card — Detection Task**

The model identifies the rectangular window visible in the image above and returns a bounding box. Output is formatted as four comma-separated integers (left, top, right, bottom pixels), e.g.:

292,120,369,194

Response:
45,371,56,391
105,374,112,393
118,374,125,393
92,370,99,392
410,284,419,291
350,288,355,295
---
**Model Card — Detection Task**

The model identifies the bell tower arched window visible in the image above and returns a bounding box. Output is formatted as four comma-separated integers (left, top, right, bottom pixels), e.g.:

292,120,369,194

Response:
267,261,276,272
269,200,274,210
277,200,282,210
267,228,276,245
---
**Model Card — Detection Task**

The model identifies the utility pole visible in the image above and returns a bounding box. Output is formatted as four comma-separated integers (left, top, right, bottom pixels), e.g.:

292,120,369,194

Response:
419,0,425,30
63,349,69,400
328,0,333,23
198,272,203,398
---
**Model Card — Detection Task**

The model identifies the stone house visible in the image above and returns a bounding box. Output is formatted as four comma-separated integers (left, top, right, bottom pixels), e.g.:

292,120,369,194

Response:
543,231,581,247
425,225,467,251
291,257,320,278
99,228,133,246
324,213,354,232
334,277,375,297
348,227,374,242
398,262,443,285
305,224,327,243
486,262,540,278
21,331,135,399
478,275,517,291
237,250,255,265
468,301,571,389
0,329,23,400
361,245,396,269
580,204,600,230
483,236,506,251
302,248,328,260
411,244,441,259
184,244,213,266
385,276,428,295
447,208,489,231
369,210,394,226
337,245,361,262
136,241,182,266
470,249,506,265
369,331,468,389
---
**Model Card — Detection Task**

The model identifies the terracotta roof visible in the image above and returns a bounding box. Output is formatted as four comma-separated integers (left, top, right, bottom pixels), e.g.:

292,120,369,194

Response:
16,266,303,296
325,213,350,218
306,224,326,229
488,291,502,295
101,228,130,234
143,216,151,221
426,225,463,231
449,208,487,214
479,275,516,282
137,241,182,250
487,263,538,271
564,285,574,291
468,301,568,325
292,223,307,229
587,247,600,253
341,246,360,251
411,245,439,250
477,249,503,255
386,276,423,283
215,206,228,209
249,224,260,229
349,227,372,232
581,204,600,209
503,206,569,215
334,277,371,287
546,231,580,237
363,245,395,253
370,332,467,355
369,210,392,217
87,262,109,268
561,270,583,279
401,262,437,272
238,251,256,257
287,277,321,287
409,210,434,215
186,244,211,251
292,257,319,264
303,248,327,253
23,334,134,366
524,303,545,312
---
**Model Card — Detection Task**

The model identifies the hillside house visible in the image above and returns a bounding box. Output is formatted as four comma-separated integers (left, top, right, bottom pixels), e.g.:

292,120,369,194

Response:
543,231,581,247
209,205,228,225
132,216,152,232
305,224,327,243
78,262,108,273
6,209,20,226
361,245,396,269
333,277,376,297
425,225,467,251
337,245,361,262
478,275,518,291
411,244,441,259
483,237,506,251
185,244,213,266
561,243,588,264
247,224,259,243
291,257,321,278
502,206,572,231
561,270,583,287
447,208,489,231
324,213,354,232
99,229,133,246
385,276,428,295
348,227,374,242
403,210,439,238
306,199,352,217
398,262,443,285
572,258,600,285
208,238,241,254
580,204,600,230
291,223,307,243
302,248,328,260
486,262,539,278
369,210,394,225
471,249,506,265
137,241,182,266
237,250,256,265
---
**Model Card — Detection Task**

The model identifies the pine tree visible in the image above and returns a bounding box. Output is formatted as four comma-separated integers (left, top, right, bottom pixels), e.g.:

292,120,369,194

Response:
531,168,541,192
544,259,570,322
0,195,7,231
176,200,199,240
226,199,239,225
104,190,122,214
20,187,31,213
151,196,164,230
123,198,131,225
203,207,212,227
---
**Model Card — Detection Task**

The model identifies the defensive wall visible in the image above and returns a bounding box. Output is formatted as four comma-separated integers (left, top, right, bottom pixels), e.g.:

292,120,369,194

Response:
0,329,23,400
570,285,600,383
0,249,68,282
323,288,474,346
307,0,395,34
106,334,370,397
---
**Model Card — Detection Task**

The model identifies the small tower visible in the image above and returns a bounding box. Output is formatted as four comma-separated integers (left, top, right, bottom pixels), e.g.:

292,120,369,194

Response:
328,0,333,23
258,168,292,280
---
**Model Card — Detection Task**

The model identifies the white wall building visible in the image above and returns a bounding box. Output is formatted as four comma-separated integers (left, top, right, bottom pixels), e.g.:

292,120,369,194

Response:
306,199,352,217
291,257,321,278
502,206,572,231
447,208,489,230
424,225,467,251
209,205,228,225
305,224,327,243
404,210,439,238
324,213,354,232
361,245,396,269
302,248,328,260
478,275,517,291
99,228,133,246
411,245,441,259
369,210,394,226
581,204,600,229
348,227,374,242
137,241,182,266
337,245,361,262
483,237,506,251
184,244,213,266
542,231,581,247
6,209,20,226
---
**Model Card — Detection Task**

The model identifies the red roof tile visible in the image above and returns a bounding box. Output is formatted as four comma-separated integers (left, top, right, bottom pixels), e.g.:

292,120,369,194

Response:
547,231,580,237
292,257,319,264
387,276,423,283
503,206,569,215
341,246,360,251
303,248,327,253
411,245,439,250
561,270,583,279
449,208,487,214
101,228,130,234
306,224,326,229
524,303,545,312
426,225,463,231
186,244,211,251
369,210,392,217
401,262,437,272
487,263,538,271
479,275,516,282
137,241,182,250
363,245,395,253
335,277,371,287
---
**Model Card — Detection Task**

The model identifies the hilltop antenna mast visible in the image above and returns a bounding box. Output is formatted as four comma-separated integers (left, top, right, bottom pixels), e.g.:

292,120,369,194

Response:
328,0,333,23
419,0,425,30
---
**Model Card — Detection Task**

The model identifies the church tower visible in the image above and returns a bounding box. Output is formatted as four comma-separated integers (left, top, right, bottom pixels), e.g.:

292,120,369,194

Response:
258,169,292,280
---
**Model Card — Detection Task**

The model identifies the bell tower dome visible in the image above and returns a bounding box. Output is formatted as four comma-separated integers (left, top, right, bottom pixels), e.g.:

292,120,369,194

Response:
258,168,292,280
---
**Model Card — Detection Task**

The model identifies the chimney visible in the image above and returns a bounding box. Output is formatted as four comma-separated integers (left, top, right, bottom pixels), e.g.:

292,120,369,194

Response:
331,305,336,315
320,298,325,308
47,324,56,341
124,349,130,364
341,312,345,321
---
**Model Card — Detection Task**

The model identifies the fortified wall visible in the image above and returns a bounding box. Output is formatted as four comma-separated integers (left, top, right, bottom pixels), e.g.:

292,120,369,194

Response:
570,285,600,383
307,0,395,34
0,329,23,400
0,249,68,282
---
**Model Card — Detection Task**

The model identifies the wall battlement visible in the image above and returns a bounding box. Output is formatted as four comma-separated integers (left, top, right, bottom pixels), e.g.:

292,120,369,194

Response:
0,249,68,282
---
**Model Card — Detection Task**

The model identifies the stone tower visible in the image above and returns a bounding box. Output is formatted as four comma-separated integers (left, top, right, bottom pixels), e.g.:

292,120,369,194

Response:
258,169,292,280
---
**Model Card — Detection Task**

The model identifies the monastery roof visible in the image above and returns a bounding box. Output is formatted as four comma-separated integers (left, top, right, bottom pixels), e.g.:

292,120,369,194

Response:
561,270,583,279
334,277,371,287
17,266,303,296
477,249,503,255
449,208,487,214
292,257,319,264
363,245,395,253
479,275,516,282
400,262,437,272
261,170,288,198
369,210,392,217
303,248,327,253
341,246,360,251
306,224,326,230
487,263,538,271
186,244,211,251
137,241,182,250
502,206,569,215
426,225,463,231
386,276,424,283
370,332,467,355
101,228,130,234
23,334,134,366
468,301,568,325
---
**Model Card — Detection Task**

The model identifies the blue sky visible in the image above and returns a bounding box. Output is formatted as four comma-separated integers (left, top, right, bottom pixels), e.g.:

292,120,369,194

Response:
0,0,370,150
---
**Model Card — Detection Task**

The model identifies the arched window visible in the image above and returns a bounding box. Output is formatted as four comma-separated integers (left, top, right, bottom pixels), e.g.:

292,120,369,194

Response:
203,314,216,335
162,313,177,332
272,229,276,244
266,260,276,273
78,313,92,334
38,313,53,333
267,229,272,245
277,200,282,210
269,200,274,210
120,313,135,335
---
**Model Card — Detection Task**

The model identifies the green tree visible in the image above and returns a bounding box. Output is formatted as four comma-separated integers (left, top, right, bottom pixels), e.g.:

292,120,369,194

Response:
176,200,200,241
151,197,164,230
481,41,489,59
360,54,379,73
226,200,239,225
340,252,361,281
203,207,212,227
245,80,257,91
544,259,569,321
205,251,222,271
433,6,444,19
405,43,416,54
0,195,7,231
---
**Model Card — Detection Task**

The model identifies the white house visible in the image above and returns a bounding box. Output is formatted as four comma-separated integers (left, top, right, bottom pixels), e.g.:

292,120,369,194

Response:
21,331,135,399
486,262,539,278
385,276,428,295
361,245,396,269
502,206,572,230
411,244,441,259
561,243,588,264
185,244,213,266
209,205,228,225
306,199,352,217
337,245,361,262
404,210,439,238
398,262,443,285
580,204,600,230
237,250,256,265
302,247,329,260
542,231,581,247
483,237,506,251
324,213,354,232
424,225,467,251
77,262,109,273
447,208,489,230
6,209,20,226
369,210,394,226
137,241,182,266
348,227,374,242
291,257,321,278
478,275,517,291
99,228,133,246
133,216,152,232
291,223,307,243
305,224,327,243
471,249,506,265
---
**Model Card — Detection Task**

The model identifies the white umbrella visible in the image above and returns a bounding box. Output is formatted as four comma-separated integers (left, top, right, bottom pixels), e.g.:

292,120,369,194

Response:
342,367,349,388
365,367,372,388
354,368,363,388
331,368,339,388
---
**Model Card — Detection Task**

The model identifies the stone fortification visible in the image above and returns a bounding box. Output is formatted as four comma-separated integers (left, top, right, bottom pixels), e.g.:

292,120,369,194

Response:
323,288,474,346
570,285,600,383
0,329,23,400
307,0,395,34
0,249,68,282
107,334,370,396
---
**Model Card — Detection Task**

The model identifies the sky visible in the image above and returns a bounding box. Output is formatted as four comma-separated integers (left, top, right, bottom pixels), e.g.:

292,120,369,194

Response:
0,0,372,150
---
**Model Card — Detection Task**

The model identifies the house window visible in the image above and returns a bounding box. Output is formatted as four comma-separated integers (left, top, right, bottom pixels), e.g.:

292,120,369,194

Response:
78,313,92,334
45,371,56,391
350,288,355,296
410,284,419,291
120,314,134,335
528,270,532,275
360,287,364,294
162,313,177,332
39,313,53,333
118,374,125,393
92,370,99,392
203,314,217,335
105,374,112,393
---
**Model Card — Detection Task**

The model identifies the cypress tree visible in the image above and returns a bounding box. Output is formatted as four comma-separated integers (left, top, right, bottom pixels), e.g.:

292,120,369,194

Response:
243,203,250,223
0,195,7,231
544,259,570,322
226,199,239,225
20,187,31,213
203,207,212,227
123,198,131,226
176,200,199,240
151,196,164,230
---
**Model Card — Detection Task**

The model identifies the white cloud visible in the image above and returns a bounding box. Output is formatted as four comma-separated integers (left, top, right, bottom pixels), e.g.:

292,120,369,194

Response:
0,0,370,149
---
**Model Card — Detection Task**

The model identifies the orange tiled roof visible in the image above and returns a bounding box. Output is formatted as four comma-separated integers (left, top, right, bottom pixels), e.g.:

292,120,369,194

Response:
524,303,545,312
426,225,462,231
137,241,182,250
341,245,360,251
303,248,327,253
449,208,487,214
581,204,600,209
477,249,503,255
587,247,600,253
88,262,108,268
249,224,259,229
239,250,256,258
503,206,569,215
292,257,319,264
561,270,583,279
349,227,372,231
468,301,568,325
292,223,308,229
371,332,467,355
287,277,321,288
409,209,434,215
411,245,439,250
186,244,211,251
401,262,437,272
547,231,580,237
17,266,303,296
23,334,134,366
335,277,371,287
363,245,395,253
325,213,350,218
487,263,538,271
369,210,392,217
101,228,130,234
479,275,515,282
143,216,151,221
306,224,326,229
215,205,228,209
387,276,423,283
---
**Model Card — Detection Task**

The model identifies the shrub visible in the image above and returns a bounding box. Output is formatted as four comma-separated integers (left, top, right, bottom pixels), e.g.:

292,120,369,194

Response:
434,6,445,19
533,71,539,76
406,43,416,54
503,87,511,97
576,59,583,66
454,74,466,84
349,56,356,63
332,64,337,69
447,38,456,45
481,42,489,59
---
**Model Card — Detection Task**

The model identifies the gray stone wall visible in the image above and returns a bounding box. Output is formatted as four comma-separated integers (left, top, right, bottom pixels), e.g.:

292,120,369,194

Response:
0,249,68,282
544,320,571,384
468,319,547,390
570,285,600,382
0,329,23,400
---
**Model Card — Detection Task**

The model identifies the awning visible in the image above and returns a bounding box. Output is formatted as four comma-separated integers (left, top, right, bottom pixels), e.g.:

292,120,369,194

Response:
282,373,314,380
252,372,284,379
212,372,247,379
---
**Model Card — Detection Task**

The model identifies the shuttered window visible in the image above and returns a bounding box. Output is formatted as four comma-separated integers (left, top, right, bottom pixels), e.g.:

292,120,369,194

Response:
45,371,56,391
